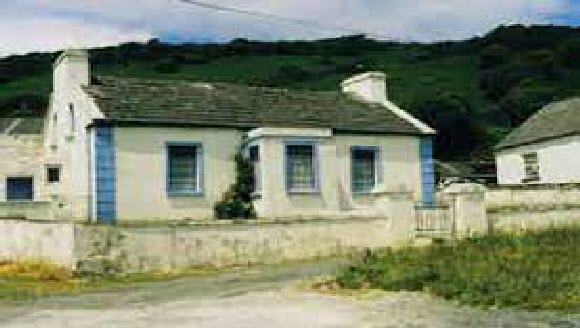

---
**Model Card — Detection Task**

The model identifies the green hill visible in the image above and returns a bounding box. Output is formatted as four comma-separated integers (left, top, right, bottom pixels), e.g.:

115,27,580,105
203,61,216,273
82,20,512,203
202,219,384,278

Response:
1,25,579,160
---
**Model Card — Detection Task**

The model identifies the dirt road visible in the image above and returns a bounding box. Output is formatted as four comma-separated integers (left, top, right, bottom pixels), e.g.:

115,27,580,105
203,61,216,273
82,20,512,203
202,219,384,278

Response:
0,260,577,327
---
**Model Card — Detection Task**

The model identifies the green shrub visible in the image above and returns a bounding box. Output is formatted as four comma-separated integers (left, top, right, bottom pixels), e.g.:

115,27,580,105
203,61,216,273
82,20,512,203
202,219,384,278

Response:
336,228,580,311
214,153,256,220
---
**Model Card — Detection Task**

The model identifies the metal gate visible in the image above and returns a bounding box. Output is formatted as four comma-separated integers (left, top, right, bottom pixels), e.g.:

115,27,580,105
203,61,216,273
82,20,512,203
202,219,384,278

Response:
415,206,454,236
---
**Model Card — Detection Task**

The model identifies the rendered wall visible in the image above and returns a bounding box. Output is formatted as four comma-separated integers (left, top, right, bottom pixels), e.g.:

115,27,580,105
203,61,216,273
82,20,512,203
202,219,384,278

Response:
495,135,580,185
255,133,422,217
0,220,75,268
114,127,423,221
0,135,45,202
114,127,242,220
47,51,105,220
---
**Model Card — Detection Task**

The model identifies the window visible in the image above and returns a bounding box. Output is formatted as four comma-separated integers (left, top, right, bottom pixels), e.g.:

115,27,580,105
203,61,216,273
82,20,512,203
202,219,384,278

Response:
351,146,379,193
69,103,75,133
522,153,539,182
167,144,202,195
285,143,318,192
46,165,61,183
248,145,261,193
6,177,33,201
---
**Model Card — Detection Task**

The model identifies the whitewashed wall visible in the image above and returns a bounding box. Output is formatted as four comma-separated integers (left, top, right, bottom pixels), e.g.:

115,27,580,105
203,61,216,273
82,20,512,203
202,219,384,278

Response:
115,127,243,220
495,135,580,185
114,126,423,221
46,50,105,219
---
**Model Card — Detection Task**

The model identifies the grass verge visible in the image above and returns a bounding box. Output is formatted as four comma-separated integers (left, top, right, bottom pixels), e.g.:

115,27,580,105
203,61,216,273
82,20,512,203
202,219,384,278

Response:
335,227,580,312
0,261,221,304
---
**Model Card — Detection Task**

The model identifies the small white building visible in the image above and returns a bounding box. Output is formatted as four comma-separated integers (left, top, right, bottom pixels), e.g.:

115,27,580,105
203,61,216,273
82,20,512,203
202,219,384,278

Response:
0,49,437,223
495,98,580,185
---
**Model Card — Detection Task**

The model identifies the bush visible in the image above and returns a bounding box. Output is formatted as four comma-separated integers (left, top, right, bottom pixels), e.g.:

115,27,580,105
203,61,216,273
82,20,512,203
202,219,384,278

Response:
214,153,256,220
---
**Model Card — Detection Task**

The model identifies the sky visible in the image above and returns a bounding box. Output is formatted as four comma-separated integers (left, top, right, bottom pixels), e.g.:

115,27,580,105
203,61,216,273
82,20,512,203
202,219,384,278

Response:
0,0,579,57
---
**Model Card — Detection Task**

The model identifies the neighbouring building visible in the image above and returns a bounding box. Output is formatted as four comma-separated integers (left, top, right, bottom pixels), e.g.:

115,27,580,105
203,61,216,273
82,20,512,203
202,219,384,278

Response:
0,49,436,223
495,98,580,185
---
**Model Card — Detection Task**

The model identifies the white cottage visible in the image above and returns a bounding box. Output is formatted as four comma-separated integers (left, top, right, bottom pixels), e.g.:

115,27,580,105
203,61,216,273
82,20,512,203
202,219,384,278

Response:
6,49,436,223
495,98,580,185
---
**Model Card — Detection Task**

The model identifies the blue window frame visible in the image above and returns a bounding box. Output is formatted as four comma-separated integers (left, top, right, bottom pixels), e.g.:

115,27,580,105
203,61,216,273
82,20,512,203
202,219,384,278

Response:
6,177,33,202
284,141,319,193
351,146,381,193
166,143,203,196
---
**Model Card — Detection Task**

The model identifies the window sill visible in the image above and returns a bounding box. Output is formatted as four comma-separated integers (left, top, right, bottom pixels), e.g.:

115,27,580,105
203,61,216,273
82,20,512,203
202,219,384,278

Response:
287,189,320,195
521,177,540,183
167,191,204,198
251,191,262,200
352,190,378,196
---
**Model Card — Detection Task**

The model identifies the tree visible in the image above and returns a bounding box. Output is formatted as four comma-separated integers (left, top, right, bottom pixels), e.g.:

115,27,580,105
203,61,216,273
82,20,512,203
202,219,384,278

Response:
214,153,257,220
480,44,511,69
414,93,486,159
557,38,580,68
498,79,556,127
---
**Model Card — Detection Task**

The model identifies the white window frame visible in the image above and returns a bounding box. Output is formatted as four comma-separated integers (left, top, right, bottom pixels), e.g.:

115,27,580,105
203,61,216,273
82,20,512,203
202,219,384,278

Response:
522,152,540,183
351,146,381,193
166,142,204,197
284,140,320,194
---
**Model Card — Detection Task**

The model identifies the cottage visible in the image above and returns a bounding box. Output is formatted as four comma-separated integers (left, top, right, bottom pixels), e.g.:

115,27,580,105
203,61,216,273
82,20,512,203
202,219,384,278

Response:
3,49,436,222
495,98,580,185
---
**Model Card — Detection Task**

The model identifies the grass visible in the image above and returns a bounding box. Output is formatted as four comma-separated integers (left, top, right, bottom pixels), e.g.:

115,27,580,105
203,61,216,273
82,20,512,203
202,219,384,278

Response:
0,260,221,304
335,227,580,312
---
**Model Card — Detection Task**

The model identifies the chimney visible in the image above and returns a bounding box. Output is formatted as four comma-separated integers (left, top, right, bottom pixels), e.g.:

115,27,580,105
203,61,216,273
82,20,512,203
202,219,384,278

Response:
341,71,387,104
53,49,90,93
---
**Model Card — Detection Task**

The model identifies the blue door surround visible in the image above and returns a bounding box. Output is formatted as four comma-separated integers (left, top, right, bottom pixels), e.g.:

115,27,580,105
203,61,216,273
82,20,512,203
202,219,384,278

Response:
420,136,436,207
94,124,116,224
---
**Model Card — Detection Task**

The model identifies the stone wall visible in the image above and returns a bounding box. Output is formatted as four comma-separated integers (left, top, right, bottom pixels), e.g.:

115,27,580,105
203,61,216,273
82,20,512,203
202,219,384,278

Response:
486,184,580,232
74,217,403,273
0,216,411,273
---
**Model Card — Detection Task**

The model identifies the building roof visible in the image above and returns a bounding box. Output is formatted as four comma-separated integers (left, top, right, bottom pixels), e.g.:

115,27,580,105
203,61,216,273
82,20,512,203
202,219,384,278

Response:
496,98,580,150
83,76,426,135
0,118,43,135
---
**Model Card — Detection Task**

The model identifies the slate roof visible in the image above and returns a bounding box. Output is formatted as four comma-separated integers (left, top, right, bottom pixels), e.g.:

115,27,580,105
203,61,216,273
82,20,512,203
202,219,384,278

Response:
0,118,43,135
496,98,580,150
83,76,426,135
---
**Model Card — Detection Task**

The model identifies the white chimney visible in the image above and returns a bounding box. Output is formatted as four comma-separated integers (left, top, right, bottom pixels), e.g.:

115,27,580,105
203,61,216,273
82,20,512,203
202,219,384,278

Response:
53,49,90,93
341,71,387,104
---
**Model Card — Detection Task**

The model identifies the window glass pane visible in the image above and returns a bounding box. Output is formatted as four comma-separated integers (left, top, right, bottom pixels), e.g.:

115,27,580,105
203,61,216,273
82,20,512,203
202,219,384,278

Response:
522,153,539,181
6,177,33,201
352,148,377,192
168,145,198,192
47,166,60,183
249,146,261,192
286,144,316,190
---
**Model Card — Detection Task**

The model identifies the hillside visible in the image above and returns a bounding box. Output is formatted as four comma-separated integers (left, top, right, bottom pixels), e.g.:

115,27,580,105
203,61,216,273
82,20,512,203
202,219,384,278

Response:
1,25,579,160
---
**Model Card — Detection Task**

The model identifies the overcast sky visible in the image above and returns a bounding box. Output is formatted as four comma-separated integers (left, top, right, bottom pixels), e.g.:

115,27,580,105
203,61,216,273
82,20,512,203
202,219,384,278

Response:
0,0,579,57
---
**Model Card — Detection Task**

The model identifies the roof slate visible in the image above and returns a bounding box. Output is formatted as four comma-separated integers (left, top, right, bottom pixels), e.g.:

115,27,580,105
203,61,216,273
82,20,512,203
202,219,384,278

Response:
84,76,425,135
0,118,43,135
496,98,580,150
